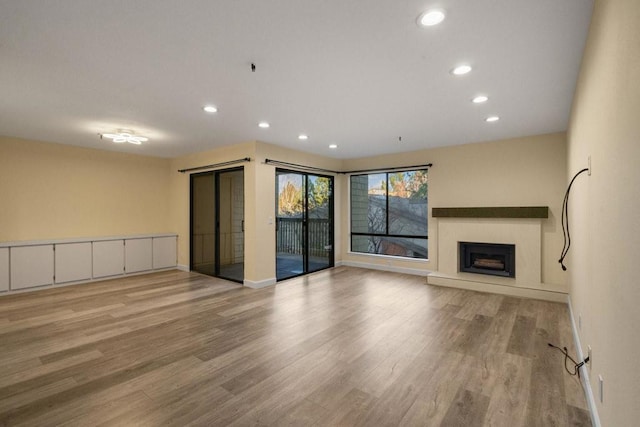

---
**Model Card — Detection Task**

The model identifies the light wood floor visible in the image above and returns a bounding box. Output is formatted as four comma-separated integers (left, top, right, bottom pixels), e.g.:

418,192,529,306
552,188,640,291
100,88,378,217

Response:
0,267,591,426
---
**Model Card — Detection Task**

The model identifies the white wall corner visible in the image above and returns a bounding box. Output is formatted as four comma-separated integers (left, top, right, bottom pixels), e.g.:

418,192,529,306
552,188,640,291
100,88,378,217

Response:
244,277,277,289
567,297,601,427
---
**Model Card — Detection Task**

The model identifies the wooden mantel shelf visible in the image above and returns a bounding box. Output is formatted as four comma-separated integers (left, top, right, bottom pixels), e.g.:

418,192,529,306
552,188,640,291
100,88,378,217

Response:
432,206,549,219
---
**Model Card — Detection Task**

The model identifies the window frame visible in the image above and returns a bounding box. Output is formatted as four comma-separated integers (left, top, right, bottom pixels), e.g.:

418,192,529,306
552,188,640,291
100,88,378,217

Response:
349,169,428,260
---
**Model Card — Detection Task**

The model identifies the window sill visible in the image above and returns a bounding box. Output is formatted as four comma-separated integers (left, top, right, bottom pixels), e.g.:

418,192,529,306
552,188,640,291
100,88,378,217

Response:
346,251,429,263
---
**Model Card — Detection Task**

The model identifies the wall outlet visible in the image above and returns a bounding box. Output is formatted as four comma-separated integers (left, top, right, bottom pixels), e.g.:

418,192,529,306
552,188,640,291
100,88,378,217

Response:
588,155,592,176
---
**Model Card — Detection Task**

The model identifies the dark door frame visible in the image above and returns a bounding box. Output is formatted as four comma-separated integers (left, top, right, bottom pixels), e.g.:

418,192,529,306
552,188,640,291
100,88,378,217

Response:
275,168,335,281
189,166,245,283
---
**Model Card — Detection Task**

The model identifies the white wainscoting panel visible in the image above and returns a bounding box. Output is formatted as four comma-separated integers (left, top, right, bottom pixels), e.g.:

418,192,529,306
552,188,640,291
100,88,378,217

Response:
93,240,124,278
55,242,92,284
125,238,153,273
153,236,177,269
11,245,54,290
0,248,9,292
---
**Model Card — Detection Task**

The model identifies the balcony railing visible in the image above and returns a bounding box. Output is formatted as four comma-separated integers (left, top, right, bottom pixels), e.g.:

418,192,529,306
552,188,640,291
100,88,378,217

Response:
276,217,331,257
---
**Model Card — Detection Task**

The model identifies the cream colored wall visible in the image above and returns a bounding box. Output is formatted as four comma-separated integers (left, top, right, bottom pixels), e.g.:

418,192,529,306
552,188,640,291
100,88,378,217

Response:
0,136,171,242
567,0,640,424
169,141,342,284
341,133,568,290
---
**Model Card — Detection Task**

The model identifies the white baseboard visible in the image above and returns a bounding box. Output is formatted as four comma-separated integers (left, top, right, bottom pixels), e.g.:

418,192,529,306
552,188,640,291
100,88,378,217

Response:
340,260,430,277
243,277,277,289
567,297,601,427
176,264,189,272
427,272,568,302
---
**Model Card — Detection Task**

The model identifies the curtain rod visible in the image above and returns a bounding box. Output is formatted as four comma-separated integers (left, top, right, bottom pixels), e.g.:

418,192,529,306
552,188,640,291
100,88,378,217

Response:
264,159,342,174
178,157,251,173
264,159,432,175
344,163,432,174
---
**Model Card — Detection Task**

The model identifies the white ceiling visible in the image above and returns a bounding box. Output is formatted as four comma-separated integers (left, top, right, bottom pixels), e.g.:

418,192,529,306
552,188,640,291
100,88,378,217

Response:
0,0,593,159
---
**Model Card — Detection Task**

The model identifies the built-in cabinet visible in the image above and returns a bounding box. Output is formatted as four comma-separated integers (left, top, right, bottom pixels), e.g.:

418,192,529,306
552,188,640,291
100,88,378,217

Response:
0,248,9,292
56,242,92,284
11,245,54,290
93,240,125,279
153,236,178,269
0,234,177,293
125,238,153,274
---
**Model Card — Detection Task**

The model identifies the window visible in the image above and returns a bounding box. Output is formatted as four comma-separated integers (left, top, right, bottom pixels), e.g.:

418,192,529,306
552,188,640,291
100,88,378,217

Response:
350,170,428,259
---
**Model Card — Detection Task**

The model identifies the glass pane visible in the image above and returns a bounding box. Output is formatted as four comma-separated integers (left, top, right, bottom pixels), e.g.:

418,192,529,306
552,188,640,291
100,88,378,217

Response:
307,175,332,273
191,172,215,275
217,169,244,282
387,170,428,236
351,235,428,259
276,172,305,280
350,173,387,234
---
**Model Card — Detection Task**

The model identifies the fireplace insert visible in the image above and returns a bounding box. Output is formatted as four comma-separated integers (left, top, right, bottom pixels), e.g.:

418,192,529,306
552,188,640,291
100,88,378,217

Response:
459,242,515,278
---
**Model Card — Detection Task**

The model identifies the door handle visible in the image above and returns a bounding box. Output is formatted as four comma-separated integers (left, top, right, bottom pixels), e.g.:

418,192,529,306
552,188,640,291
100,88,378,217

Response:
241,220,244,232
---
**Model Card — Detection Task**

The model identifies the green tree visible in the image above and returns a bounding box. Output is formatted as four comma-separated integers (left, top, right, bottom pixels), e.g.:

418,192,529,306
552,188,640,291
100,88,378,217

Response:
308,177,330,211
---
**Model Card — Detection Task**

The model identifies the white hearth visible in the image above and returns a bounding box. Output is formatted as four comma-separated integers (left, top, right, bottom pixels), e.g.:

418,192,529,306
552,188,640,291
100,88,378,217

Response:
428,216,566,302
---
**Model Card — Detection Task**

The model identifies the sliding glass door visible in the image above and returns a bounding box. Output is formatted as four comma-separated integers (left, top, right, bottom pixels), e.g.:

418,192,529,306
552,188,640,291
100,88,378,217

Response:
190,167,244,282
276,170,333,280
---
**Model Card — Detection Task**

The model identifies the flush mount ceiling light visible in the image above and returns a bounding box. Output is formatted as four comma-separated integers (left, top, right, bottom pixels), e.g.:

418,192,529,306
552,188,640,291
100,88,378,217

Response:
472,95,489,103
298,134,308,140
451,65,472,75
203,105,218,113
100,130,148,145
486,116,500,122
258,122,270,128
329,144,338,149
418,9,445,27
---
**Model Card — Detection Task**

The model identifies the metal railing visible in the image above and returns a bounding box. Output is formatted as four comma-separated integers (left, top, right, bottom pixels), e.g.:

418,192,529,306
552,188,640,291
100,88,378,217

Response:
276,217,331,257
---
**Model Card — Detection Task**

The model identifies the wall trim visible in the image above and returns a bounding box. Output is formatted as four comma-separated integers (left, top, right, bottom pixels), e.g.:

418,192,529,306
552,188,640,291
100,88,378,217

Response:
427,272,567,302
568,297,601,427
176,264,190,272
340,260,430,277
244,277,277,289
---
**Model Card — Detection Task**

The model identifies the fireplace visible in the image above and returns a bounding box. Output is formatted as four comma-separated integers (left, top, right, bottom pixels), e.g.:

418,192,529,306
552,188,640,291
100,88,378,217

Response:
459,242,515,278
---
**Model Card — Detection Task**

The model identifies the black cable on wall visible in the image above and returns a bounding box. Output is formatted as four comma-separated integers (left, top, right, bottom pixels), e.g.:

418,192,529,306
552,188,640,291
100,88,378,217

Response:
559,168,589,271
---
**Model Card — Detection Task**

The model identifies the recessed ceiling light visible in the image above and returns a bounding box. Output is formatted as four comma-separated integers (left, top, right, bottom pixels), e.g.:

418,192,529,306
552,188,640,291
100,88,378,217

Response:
472,95,489,103
203,105,218,113
298,134,308,140
258,122,270,128
486,116,500,122
329,144,338,149
418,9,445,27
451,65,472,75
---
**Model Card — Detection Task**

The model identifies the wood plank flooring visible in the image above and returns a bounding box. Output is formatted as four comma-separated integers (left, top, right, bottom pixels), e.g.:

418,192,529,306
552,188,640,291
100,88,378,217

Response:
0,267,591,426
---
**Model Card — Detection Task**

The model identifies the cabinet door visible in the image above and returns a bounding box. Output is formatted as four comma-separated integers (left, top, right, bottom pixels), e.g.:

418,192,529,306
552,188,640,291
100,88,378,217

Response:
0,248,8,292
125,238,152,273
153,236,177,269
11,245,54,290
93,240,124,278
55,242,92,284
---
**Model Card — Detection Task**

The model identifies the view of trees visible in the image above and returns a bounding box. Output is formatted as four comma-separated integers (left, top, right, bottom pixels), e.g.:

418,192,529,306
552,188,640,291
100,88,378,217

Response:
351,169,428,259
384,170,428,199
277,175,330,217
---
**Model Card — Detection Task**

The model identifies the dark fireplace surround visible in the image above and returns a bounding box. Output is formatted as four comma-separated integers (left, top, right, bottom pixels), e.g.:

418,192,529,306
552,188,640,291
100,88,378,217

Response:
459,242,515,278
